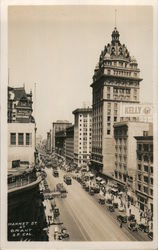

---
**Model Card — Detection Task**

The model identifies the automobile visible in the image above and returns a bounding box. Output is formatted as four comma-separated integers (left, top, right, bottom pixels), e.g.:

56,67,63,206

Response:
128,221,138,231
53,170,59,177
64,175,72,185
53,208,60,217
107,205,115,212
82,182,86,189
148,231,153,240
85,184,89,192
93,185,100,193
89,188,95,195
138,223,149,233
128,214,135,221
98,197,105,205
117,213,127,223
61,227,70,239
106,199,112,205
113,202,118,208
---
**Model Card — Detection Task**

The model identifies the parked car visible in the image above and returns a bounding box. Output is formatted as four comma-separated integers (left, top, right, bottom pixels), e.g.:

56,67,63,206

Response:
117,213,127,223
148,231,153,240
128,221,138,231
93,185,100,193
138,223,149,233
106,198,112,205
53,170,59,177
61,227,70,239
89,188,95,195
113,202,118,208
98,197,105,205
85,184,89,192
107,205,115,212
53,208,60,217
128,214,135,221
82,182,86,189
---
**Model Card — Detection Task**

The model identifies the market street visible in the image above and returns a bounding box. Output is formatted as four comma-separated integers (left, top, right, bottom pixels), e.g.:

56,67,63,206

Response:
44,167,149,241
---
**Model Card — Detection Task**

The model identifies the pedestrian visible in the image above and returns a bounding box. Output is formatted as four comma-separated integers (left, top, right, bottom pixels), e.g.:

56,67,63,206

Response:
120,221,123,228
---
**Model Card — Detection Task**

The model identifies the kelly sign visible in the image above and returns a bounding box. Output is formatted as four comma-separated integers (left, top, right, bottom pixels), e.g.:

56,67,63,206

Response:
120,103,153,118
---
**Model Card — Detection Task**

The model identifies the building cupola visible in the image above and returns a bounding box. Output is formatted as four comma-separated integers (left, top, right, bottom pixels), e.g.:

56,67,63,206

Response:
111,27,120,45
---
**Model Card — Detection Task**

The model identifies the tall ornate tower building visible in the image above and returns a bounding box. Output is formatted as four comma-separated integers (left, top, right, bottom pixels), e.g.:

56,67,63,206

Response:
91,27,142,178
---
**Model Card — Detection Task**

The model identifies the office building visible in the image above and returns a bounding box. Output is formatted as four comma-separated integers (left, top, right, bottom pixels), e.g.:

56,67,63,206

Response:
73,108,92,167
91,27,142,177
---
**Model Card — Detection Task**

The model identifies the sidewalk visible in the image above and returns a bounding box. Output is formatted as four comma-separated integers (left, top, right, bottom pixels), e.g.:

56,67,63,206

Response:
100,183,153,232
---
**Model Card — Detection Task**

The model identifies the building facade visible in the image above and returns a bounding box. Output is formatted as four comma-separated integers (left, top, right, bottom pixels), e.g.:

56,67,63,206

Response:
55,130,66,157
8,86,36,169
8,86,34,123
135,134,153,213
65,125,74,163
114,121,150,193
91,27,142,177
8,123,35,169
46,130,52,153
72,108,92,167
52,120,72,151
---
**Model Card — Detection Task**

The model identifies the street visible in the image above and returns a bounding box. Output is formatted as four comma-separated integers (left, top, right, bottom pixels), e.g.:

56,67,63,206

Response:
45,167,150,241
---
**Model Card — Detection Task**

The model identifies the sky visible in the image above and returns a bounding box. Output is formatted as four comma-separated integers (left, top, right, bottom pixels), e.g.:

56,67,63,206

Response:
8,5,153,138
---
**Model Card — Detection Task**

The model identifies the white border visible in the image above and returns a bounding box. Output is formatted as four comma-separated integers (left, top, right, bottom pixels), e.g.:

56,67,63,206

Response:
1,0,158,250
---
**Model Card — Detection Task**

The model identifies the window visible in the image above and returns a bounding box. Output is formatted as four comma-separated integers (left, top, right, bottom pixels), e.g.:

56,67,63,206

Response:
114,116,117,122
138,144,142,151
150,167,153,174
107,130,110,135
138,164,141,171
144,186,148,194
107,87,110,93
107,116,110,121
150,178,153,185
138,154,142,161
114,103,118,109
138,174,141,181
138,184,141,191
143,144,149,151
10,133,16,145
144,155,149,162
26,133,31,145
150,189,153,196
18,133,24,145
144,176,149,183
107,103,111,109
107,94,110,99
144,165,148,172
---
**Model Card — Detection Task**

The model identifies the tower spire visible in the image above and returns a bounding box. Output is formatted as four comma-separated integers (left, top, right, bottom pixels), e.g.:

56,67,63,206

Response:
115,9,117,28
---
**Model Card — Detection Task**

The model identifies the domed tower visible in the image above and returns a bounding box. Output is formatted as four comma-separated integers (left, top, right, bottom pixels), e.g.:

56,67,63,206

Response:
90,27,142,177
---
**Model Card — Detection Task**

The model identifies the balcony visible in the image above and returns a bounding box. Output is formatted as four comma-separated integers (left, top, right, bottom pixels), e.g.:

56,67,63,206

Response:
8,167,41,193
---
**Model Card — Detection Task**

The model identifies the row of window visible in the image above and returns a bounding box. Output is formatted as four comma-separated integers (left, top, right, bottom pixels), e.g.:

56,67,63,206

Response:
137,184,153,196
138,175,153,184
10,133,32,146
137,154,153,163
137,143,153,152
138,164,153,173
